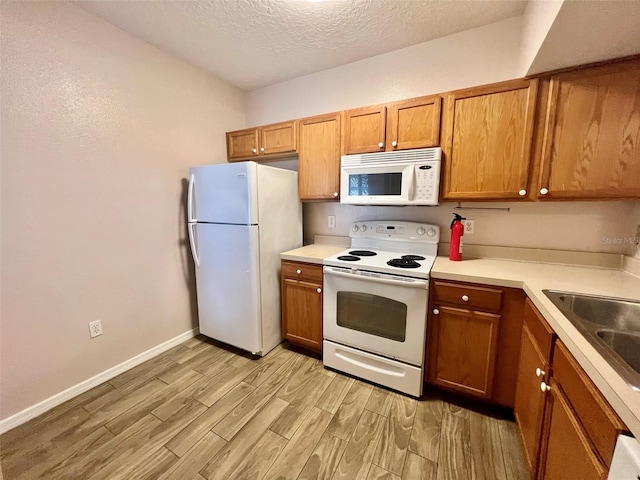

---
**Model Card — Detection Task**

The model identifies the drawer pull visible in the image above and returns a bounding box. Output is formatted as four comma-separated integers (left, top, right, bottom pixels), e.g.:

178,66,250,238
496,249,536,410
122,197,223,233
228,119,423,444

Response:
461,295,469,302
433,309,440,315
540,382,551,392
317,288,322,294
296,269,302,275
536,368,546,377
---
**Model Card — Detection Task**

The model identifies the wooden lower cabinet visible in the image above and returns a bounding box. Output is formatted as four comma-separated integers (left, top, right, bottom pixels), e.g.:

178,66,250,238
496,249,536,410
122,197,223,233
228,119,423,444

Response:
538,381,607,480
280,261,323,352
514,299,556,477
427,306,500,398
514,325,550,476
426,280,525,405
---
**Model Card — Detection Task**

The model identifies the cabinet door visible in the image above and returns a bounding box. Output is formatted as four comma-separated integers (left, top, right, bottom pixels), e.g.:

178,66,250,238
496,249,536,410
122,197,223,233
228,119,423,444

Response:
342,106,387,154
442,78,538,200
427,306,500,398
227,128,259,161
538,382,607,480
260,120,297,156
538,59,640,199
298,113,341,201
282,278,323,352
513,325,549,476
386,96,441,150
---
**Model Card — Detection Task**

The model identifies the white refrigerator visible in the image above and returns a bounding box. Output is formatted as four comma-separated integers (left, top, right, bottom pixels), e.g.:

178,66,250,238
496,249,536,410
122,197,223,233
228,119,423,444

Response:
187,161,302,356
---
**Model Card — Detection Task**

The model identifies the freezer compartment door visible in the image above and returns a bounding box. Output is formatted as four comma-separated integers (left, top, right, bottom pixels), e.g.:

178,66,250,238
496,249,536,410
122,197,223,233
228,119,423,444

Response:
189,162,258,225
192,223,262,353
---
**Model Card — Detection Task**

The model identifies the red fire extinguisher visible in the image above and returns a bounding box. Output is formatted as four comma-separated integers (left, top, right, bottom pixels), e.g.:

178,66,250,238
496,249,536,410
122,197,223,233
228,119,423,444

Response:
450,213,465,261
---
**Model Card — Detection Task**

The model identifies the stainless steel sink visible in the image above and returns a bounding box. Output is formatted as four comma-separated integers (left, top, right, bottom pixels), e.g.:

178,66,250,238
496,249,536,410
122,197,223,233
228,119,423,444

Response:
543,290,640,390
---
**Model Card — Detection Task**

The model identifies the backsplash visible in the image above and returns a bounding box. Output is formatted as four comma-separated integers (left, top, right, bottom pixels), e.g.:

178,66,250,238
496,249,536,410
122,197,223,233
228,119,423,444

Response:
303,200,640,255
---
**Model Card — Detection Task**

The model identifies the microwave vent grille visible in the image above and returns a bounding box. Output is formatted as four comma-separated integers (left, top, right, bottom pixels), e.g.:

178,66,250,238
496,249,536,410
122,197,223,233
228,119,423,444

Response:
341,147,441,166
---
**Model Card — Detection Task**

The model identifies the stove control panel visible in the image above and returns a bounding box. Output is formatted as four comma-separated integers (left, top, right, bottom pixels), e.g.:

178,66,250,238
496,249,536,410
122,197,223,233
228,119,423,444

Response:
349,221,440,243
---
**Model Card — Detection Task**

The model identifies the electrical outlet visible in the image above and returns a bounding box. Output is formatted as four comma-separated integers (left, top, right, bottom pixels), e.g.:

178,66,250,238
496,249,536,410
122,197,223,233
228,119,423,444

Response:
89,320,103,338
464,219,475,234
328,215,336,229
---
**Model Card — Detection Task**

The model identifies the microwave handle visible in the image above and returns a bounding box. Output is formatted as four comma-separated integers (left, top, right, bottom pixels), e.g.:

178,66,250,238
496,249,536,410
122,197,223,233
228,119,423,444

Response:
407,164,415,200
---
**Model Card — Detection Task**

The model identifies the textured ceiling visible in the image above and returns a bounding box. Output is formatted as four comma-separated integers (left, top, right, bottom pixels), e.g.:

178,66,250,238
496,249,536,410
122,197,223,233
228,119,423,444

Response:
73,0,527,90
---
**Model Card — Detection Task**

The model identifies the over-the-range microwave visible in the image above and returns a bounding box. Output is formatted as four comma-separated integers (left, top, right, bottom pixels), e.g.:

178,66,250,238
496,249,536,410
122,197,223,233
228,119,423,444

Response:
340,147,441,206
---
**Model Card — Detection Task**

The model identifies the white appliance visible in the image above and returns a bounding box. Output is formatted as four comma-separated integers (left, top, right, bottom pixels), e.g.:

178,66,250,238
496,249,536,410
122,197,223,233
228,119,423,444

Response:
340,148,441,205
187,161,302,356
608,434,640,479
323,220,440,396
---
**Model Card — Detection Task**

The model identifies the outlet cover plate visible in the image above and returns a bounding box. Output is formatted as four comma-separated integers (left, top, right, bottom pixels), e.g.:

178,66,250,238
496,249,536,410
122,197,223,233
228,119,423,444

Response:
89,320,103,338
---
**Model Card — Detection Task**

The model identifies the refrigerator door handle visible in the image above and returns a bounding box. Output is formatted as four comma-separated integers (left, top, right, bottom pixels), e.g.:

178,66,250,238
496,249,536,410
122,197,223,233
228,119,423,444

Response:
187,173,196,222
188,223,200,268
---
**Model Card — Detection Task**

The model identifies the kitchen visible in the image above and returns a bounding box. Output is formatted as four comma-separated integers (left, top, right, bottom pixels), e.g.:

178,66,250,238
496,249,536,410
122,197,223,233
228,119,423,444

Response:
2,1,640,479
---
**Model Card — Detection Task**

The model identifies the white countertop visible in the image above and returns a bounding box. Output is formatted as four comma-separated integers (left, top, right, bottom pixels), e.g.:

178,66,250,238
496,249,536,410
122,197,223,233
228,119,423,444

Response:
280,244,347,265
432,256,640,439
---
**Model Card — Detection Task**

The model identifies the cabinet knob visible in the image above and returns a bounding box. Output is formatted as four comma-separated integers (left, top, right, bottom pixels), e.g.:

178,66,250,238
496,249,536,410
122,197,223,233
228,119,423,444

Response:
252,148,257,154
536,368,546,377
518,189,527,196
333,192,338,198
433,309,440,315
540,188,549,195
317,288,322,294
540,382,551,392
378,142,384,148
296,269,302,275
461,295,469,302
392,140,398,147
260,147,265,152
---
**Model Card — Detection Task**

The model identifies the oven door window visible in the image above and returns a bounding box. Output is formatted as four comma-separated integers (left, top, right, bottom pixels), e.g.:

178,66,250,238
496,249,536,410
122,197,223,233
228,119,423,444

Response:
337,291,407,342
348,173,402,196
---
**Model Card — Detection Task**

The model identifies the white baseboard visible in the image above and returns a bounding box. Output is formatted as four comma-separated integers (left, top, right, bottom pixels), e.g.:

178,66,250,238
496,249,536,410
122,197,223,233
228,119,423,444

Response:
0,328,198,434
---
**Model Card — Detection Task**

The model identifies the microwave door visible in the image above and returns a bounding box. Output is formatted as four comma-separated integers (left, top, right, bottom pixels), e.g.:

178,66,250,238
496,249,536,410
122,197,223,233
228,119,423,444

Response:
341,164,411,204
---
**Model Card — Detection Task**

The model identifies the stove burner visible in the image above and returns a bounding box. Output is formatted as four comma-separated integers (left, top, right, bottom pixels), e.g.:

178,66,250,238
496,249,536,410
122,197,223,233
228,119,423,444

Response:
387,258,421,269
401,254,426,261
349,250,377,257
338,255,361,262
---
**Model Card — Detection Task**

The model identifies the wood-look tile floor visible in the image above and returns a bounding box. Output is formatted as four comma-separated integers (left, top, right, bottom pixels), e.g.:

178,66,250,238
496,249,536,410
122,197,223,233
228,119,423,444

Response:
0,336,529,480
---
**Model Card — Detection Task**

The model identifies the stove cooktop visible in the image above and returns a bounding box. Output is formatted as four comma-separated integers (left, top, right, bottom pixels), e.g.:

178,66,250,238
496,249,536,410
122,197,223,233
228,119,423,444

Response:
323,248,436,279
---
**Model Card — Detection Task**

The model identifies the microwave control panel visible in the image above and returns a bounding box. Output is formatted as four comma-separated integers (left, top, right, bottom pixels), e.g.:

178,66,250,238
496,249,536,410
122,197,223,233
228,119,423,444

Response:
414,162,439,202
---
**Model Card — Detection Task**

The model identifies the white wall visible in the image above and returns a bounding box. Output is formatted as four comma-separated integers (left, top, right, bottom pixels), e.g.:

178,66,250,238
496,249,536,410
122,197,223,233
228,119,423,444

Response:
246,17,523,125
519,0,563,74
0,2,245,420
527,0,640,74
246,16,640,256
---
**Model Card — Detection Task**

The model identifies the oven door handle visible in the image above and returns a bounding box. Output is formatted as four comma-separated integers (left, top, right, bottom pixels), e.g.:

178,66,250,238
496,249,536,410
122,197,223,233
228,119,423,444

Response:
323,267,428,289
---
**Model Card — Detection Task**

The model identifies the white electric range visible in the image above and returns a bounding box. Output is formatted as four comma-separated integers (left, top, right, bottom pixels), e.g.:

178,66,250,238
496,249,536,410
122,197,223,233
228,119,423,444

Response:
322,220,440,397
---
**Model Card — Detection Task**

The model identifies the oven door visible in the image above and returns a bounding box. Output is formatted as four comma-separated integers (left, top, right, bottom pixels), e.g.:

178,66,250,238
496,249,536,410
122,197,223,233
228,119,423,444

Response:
323,266,428,365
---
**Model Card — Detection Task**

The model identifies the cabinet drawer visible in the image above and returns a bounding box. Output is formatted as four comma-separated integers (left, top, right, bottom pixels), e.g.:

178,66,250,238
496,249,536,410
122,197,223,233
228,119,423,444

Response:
523,298,555,360
553,341,627,467
432,281,503,311
281,261,323,284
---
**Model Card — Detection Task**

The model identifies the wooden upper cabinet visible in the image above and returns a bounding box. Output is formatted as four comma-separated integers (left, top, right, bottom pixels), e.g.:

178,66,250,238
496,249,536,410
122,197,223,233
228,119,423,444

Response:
442,78,538,200
260,120,297,156
342,106,387,155
343,96,442,155
386,96,441,150
227,121,297,161
227,128,259,160
538,59,640,199
298,112,341,201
